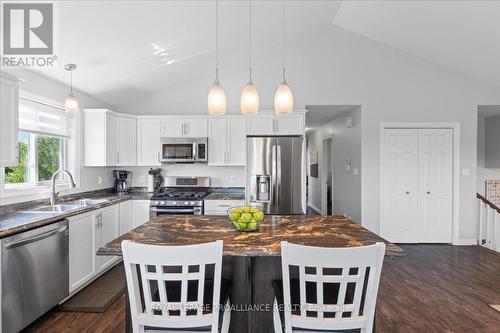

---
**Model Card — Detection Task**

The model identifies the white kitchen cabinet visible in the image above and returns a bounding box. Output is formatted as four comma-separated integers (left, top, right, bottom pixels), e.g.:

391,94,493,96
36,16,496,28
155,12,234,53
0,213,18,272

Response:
246,114,274,136
208,117,246,166
162,118,207,137
116,116,137,166
95,205,120,273
204,200,245,215
0,73,19,167
119,200,132,235
137,118,161,166
83,109,117,166
246,112,306,136
132,200,150,228
68,212,95,293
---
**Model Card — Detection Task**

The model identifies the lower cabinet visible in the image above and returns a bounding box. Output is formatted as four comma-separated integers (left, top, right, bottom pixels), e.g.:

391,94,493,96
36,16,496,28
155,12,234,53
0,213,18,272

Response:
68,212,95,293
204,200,245,216
119,200,132,235
68,203,120,293
94,205,120,273
132,200,150,228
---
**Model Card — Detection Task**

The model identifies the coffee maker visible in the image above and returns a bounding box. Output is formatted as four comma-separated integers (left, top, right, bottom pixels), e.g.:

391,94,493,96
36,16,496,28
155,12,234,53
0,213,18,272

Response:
113,170,130,193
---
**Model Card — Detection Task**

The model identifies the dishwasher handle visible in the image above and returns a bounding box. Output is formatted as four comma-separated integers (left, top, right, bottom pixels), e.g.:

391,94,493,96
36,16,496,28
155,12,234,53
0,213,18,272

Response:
5,225,68,249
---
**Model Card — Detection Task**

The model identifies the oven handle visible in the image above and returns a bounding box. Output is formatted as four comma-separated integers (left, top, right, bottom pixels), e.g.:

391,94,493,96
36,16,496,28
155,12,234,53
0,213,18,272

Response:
151,208,196,214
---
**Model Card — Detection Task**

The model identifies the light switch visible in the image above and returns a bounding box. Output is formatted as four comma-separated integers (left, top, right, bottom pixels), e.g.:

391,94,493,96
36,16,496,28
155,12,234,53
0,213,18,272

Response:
353,168,359,176
462,169,471,176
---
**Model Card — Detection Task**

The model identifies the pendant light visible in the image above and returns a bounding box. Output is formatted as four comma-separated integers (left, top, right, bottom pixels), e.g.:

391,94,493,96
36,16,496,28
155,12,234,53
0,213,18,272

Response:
64,63,79,113
274,0,293,115
208,0,226,116
240,0,259,115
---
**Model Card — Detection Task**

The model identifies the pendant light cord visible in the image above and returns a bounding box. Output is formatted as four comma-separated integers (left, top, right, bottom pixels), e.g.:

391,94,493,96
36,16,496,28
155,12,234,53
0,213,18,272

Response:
281,0,286,83
215,0,219,84
70,70,73,95
248,0,252,84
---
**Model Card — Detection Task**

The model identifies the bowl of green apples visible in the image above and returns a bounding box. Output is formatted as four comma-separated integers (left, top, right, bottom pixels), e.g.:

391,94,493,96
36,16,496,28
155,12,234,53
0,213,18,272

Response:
227,204,264,232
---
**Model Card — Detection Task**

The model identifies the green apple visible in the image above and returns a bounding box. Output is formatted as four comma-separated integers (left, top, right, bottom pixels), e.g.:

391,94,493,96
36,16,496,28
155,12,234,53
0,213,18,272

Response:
236,222,247,230
241,213,252,223
250,207,261,214
237,217,244,223
253,211,264,222
229,212,241,221
234,207,243,214
247,222,258,230
243,206,251,213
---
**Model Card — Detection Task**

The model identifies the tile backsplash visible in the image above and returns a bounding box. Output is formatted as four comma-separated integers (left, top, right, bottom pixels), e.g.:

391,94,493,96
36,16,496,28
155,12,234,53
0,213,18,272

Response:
486,180,500,207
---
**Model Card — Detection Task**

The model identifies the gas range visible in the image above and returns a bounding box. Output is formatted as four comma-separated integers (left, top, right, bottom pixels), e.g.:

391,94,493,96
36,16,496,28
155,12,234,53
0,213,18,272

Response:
150,177,210,216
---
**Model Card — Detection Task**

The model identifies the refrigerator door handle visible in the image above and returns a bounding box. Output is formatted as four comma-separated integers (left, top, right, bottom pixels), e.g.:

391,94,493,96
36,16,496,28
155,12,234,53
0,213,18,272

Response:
277,145,281,206
271,145,277,206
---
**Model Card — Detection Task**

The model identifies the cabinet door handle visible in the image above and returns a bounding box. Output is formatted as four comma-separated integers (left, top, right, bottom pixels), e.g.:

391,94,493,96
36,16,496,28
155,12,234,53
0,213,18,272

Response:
275,119,278,132
226,151,230,164
116,152,120,164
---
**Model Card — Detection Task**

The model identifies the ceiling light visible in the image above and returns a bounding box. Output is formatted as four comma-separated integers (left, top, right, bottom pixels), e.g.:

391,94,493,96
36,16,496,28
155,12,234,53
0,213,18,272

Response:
240,0,259,115
274,0,293,115
64,64,78,113
208,0,226,116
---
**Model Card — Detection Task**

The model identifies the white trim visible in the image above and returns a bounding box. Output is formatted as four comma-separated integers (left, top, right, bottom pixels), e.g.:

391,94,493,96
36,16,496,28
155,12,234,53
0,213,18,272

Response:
379,122,461,245
321,136,334,215
308,202,321,214
454,238,477,246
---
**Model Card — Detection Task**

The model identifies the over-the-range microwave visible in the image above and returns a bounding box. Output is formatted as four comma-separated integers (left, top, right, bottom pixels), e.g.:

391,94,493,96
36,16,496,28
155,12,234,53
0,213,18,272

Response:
160,137,208,163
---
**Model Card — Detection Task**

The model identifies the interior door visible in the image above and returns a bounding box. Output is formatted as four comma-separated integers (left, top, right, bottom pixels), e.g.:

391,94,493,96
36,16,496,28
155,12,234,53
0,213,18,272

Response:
418,129,453,242
381,129,419,243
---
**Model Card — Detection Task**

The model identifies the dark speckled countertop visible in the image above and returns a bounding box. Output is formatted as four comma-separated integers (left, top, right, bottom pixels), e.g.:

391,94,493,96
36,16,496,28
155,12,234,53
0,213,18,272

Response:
0,189,152,239
97,215,403,257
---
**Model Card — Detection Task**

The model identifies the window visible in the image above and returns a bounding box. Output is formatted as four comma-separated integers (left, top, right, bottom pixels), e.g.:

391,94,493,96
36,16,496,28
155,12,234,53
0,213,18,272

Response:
3,95,74,189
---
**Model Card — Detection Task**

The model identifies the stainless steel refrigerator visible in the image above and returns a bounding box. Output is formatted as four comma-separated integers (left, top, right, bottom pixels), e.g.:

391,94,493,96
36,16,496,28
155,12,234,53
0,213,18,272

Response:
246,136,306,214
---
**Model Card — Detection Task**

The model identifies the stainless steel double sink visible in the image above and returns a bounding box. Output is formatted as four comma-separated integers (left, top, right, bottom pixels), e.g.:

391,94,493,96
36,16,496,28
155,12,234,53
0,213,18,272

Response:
22,198,109,215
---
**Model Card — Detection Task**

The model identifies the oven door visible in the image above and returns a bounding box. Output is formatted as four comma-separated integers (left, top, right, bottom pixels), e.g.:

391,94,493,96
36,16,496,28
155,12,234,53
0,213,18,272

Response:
161,143,196,163
150,206,203,217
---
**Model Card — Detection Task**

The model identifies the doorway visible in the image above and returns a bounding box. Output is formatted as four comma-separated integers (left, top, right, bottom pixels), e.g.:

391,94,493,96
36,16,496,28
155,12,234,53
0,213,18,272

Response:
321,137,333,215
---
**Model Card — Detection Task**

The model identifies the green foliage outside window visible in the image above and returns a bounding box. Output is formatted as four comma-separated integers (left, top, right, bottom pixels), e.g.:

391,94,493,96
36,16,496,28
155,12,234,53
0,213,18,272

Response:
5,140,28,184
37,136,61,181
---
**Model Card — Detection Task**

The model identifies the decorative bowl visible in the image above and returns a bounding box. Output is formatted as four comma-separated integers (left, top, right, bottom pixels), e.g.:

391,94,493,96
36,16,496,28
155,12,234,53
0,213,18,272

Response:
227,204,264,232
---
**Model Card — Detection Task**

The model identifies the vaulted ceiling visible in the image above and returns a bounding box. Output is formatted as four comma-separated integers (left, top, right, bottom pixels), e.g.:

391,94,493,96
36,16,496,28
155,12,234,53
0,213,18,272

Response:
29,0,500,111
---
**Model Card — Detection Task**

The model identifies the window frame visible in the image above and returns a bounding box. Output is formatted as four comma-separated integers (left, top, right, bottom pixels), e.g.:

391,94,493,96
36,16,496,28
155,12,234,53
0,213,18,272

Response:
1,91,80,199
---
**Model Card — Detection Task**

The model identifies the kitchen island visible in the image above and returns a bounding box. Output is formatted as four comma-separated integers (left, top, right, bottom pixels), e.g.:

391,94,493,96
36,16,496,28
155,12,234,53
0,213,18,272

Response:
98,214,402,332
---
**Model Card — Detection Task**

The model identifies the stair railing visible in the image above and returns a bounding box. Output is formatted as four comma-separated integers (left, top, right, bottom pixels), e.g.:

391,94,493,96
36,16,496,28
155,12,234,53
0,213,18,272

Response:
477,193,500,252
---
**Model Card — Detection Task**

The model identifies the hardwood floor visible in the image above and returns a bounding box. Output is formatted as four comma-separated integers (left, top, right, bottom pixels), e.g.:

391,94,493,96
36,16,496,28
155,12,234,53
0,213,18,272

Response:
26,245,500,332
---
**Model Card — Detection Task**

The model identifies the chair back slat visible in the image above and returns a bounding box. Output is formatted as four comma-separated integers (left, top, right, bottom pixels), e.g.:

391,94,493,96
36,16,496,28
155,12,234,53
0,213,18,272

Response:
280,241,385,332
122,240,223,332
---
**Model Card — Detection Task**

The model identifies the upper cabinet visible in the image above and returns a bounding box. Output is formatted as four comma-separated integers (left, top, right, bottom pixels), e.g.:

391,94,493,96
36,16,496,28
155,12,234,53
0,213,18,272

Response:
137,118,161,166
208,116,246,166
162,118,207,137
83,109,137,166
0,73,19,167
246,112,306,136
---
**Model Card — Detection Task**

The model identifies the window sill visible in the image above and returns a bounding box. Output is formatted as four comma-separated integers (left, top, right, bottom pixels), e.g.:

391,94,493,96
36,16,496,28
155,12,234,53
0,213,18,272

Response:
1,182,79,199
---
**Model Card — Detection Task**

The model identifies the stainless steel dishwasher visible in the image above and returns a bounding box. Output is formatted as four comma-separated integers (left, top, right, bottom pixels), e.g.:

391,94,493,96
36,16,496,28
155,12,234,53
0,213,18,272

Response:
1,220,69,333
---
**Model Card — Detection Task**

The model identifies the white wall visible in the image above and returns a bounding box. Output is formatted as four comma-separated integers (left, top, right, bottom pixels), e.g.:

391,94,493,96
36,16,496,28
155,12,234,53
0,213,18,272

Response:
126,165,245,188
0,69,116,205
477,115,500,194
122,26,500,241
307,108,361,222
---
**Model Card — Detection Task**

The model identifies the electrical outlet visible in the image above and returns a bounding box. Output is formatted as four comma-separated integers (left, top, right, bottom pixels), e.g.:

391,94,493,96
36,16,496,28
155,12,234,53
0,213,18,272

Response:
98,176,102,185
353,168,359,176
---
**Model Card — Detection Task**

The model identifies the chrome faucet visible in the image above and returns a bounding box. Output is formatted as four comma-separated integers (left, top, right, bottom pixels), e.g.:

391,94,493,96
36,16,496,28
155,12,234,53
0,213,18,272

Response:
50,170,76,205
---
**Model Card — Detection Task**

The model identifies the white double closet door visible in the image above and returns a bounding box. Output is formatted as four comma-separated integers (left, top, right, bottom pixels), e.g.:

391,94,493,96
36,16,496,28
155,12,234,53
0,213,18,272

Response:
381,128,453,243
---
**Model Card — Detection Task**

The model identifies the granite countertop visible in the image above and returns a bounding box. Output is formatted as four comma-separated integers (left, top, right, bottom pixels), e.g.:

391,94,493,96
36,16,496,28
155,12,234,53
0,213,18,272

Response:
0,189,153,239
98,215,403,257
204,193,246,200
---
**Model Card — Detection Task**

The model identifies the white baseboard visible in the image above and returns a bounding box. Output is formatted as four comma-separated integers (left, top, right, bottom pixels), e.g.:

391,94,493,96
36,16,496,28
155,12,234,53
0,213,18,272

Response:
307,202,321,214
453,238,477,246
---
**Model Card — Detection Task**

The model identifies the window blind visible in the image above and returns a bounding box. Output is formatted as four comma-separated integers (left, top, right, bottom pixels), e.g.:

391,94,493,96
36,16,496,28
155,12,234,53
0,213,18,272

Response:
19,97,75,138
